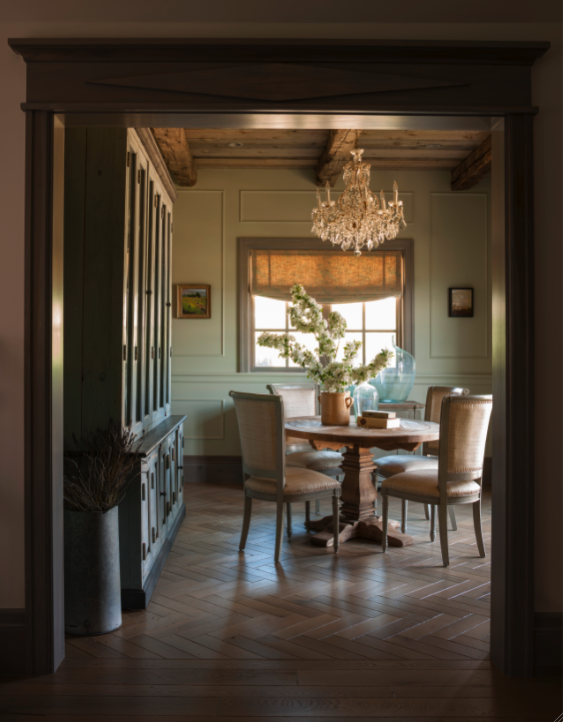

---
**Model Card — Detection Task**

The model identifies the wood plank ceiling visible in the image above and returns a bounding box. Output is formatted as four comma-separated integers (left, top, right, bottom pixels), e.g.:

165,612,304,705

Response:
151,128,491,190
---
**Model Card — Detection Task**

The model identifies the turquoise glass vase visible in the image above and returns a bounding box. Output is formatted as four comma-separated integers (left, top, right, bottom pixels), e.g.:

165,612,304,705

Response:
371,342,416,403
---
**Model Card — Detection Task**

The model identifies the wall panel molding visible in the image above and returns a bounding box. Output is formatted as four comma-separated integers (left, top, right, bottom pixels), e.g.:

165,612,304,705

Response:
172,399,225,440
429,191,489,361
240,189,414,224
172,190,225,358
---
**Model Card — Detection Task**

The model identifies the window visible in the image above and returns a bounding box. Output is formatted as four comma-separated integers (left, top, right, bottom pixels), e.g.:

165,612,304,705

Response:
239,238,413,373
253,297,399,370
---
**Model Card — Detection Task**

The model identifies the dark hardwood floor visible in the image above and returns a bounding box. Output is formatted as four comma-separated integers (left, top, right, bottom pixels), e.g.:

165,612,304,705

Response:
1,484,561,720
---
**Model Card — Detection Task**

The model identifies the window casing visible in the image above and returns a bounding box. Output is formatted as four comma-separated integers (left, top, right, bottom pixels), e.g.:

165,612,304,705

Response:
238,238,413,373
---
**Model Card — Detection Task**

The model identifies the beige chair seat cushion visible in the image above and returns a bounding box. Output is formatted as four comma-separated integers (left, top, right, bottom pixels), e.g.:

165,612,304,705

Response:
286,449,343,472
382,468,481,499
375,454,438,478
246,466,341,497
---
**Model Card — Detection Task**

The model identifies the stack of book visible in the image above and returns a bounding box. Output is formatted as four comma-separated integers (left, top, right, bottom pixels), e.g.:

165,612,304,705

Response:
357,410,401,429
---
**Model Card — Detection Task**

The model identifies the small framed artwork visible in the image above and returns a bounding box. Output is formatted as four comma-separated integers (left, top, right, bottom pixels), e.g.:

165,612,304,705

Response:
448,287,474,318
177,284,211,319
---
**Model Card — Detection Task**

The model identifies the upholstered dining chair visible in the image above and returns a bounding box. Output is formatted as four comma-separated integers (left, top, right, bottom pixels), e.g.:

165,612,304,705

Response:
374,386,470,533
267,383,344,532
381,394,492,567
230,390,341,562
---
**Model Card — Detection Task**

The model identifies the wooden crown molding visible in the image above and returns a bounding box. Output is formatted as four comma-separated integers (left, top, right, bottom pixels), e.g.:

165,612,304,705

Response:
8,38,550,65
134,128,178,201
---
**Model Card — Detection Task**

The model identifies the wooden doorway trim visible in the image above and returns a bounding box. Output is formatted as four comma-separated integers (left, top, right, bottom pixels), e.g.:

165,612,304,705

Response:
9,38,548,676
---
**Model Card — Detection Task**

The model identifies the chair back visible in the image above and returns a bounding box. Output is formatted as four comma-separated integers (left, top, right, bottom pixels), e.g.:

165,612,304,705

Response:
229,391,285,501
423,385,470,456
438,395,492,496
267,383,317,451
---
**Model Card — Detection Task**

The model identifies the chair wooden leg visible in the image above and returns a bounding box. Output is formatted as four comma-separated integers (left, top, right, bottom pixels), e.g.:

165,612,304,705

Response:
274,502,285,563
438,503,449,567
424,504,430,520
332,493,340,554
305,501,311,528
286,502,292,538
401,499,408,534
430,505,436,542
473,499,486,557
381,494,390,553
315,498,321,514
240,494,252,551
449,506,457,531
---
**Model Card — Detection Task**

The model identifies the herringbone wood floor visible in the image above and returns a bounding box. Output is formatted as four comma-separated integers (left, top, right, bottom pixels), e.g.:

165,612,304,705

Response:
1,482,561,721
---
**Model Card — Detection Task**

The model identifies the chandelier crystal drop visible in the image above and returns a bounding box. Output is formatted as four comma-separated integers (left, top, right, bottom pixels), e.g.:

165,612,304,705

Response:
311,149,407,256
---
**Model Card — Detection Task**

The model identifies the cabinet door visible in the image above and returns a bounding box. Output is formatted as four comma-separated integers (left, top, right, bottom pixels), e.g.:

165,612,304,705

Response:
158,444,167,532
148,454,159,554
164,209,172,415
151,188,164,426
169,435,176,512
140,461,151,573
164,437,172,524
176,426,184,506
123,134,148,436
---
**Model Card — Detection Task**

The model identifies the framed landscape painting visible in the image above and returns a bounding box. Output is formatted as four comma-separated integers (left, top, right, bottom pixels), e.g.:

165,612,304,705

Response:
448,287,474,318
177,284,211,319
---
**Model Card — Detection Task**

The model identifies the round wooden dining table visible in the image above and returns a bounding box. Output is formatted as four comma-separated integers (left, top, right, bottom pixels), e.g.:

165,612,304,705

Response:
284,416,440,548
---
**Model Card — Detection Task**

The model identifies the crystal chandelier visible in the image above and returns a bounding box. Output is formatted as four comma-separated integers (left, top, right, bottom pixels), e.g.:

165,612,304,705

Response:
311,149,407,256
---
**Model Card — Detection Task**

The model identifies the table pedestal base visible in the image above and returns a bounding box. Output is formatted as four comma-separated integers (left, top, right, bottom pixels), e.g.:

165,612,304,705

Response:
308,514,414,548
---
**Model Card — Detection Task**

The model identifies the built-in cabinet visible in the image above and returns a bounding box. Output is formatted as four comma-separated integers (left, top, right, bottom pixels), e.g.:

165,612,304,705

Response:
64,127,185,608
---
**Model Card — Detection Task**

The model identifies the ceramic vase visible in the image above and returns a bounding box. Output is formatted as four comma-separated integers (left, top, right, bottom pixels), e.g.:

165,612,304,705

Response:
319,391,353,426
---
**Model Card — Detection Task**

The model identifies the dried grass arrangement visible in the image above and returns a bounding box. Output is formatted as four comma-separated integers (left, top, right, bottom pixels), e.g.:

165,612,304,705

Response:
64,424,142,513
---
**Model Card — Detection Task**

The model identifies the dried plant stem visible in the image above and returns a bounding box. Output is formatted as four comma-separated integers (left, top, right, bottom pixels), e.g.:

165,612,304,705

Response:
64,423,142,513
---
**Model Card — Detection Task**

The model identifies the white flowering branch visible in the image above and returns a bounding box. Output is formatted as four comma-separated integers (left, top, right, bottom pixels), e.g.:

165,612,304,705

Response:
257,284,393,393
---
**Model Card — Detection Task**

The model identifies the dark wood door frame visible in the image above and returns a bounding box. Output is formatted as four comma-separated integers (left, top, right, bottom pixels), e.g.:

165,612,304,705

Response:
9,38,549,677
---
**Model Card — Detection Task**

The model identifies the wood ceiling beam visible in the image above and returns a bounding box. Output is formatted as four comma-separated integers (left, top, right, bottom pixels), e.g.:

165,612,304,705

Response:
316,129,362,187
151,128,197,187
451,135,491,191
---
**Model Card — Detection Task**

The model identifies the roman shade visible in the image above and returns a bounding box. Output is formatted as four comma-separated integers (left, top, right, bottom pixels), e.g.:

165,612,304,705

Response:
251,249,403,303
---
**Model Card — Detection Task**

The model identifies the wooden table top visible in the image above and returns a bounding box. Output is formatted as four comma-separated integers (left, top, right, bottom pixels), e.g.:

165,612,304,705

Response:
285,416,439,450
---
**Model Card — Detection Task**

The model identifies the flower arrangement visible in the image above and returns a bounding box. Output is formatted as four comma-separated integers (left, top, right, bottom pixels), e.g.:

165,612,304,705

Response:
257,284,393,392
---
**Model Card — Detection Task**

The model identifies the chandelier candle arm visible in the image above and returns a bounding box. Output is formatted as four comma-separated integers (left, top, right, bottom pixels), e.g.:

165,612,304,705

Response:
311,149,407,256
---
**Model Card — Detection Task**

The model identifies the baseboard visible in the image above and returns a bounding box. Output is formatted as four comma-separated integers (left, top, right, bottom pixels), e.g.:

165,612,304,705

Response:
183,455,243,484
535,612,563,674
0,608,25,674
121,503,186,610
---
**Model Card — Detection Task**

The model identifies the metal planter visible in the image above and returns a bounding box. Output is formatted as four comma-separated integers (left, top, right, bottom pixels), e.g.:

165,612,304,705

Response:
64,507,122,635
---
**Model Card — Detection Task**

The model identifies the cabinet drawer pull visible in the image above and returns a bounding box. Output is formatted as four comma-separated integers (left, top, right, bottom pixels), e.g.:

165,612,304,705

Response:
171,447,175,462
151,473,155,489
160,492,166,497
152,527,156,544
177,465,183,470
142,543,147,561
166,454,170,470
142,483,146,501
